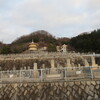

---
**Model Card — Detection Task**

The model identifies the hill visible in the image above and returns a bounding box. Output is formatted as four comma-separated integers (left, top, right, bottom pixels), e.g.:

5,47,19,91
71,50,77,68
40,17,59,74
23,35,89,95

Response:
0,30,70,54
1,29,100,54
10,30,57,53
69,29,100,53
12,30,57,44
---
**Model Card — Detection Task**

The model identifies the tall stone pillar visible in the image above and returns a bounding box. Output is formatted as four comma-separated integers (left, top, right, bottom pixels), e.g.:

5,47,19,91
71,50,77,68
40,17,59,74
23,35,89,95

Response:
42,64,45,69
33,63,39,78
66,59,73,71
50,59,57,74
78,64,81,67
51,59,55,68
28,66,30,70
56,46,61,52
66,59,71,67
24,66,27,70
84,59,89,67
91,56,97,67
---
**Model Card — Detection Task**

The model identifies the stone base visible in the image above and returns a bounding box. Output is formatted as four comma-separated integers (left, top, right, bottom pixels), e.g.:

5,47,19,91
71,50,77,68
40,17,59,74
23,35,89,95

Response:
46,74,62,80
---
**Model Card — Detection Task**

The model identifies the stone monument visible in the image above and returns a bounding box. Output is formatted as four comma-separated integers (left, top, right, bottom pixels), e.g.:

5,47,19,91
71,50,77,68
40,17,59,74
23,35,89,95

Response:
91,56,97,67
50,59,57,74
66,59,71,67
56,46,61,52
28,66,30,70
42,64,45,69
62,44,67,53
24,66,27,70
33,63,39,79
45,59,62,80
51,59,55,69
84,59,89,67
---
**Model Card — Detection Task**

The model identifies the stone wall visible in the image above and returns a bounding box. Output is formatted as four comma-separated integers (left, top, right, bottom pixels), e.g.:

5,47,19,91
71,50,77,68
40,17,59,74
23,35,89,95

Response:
0,80,100,100
0,52,99,70
0,53,86,70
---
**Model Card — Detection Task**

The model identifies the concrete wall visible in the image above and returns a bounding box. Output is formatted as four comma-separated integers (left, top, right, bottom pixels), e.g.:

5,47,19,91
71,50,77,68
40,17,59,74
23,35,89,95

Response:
0,80,100,100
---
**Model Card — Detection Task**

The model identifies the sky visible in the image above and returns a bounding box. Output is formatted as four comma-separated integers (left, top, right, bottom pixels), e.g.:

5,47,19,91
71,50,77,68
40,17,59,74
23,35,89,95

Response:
0,0,100,43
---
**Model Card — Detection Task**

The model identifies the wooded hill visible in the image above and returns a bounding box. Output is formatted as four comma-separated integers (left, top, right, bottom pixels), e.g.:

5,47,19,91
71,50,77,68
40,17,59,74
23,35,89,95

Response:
69,29,100,53
0,29,100,54
0,30,70,54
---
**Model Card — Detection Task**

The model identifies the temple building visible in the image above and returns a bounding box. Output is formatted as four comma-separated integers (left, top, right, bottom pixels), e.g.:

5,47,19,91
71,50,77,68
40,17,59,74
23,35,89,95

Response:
56,44,68,53
28,40,38,51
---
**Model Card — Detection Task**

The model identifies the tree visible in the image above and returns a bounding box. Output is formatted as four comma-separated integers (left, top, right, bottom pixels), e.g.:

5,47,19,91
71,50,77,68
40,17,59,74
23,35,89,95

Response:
0,45,11,54
47,44,56,52
69,29,100,53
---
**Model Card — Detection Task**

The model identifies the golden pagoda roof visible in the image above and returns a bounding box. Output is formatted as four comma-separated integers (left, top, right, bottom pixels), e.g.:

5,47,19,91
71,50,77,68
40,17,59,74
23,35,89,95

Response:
28,40,38,51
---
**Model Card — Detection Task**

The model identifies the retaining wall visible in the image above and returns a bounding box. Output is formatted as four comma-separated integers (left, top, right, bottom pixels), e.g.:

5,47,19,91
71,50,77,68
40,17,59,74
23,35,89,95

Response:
0,80,100,100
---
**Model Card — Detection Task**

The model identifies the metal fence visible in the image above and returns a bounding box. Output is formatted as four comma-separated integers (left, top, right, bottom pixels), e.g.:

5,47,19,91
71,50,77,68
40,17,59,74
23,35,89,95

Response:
0,66,100,83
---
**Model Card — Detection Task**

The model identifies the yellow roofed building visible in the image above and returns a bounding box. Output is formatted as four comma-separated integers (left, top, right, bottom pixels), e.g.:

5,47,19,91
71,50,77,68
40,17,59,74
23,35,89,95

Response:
28,41,38,51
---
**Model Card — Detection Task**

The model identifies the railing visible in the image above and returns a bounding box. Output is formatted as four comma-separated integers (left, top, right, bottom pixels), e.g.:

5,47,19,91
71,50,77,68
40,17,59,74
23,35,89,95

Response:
0,66,100,83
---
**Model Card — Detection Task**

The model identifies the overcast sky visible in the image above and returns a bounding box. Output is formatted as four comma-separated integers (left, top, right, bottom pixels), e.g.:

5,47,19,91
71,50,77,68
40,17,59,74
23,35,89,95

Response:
0,0,100,43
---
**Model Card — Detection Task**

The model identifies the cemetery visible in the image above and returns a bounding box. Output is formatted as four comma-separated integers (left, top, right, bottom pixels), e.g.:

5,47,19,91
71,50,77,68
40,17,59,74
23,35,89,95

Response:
1,0,100,98
0,42,100,100
0,41,100,83
0,51,100,83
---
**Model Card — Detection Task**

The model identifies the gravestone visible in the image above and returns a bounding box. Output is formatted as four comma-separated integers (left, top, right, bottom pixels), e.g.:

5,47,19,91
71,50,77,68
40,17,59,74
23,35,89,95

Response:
78,64,81,67
66,59,73,75
34,63,37,70
24,66,27,70
66,59,71,67
45,60,62,80
33,63,39,79
56,46,61,52
72,63,75,67
51,59,55,68
84,59,89,67
50,59,57,74
42,64,45,69
28,66,30,70
91,56,98,67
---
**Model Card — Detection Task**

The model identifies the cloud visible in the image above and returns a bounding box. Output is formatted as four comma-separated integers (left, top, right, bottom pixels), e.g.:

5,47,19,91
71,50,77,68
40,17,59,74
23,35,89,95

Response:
11,0,86,29
0,0,100,43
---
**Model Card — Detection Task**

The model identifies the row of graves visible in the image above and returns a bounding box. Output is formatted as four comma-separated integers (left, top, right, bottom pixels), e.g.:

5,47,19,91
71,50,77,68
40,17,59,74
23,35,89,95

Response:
0,56,100,83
